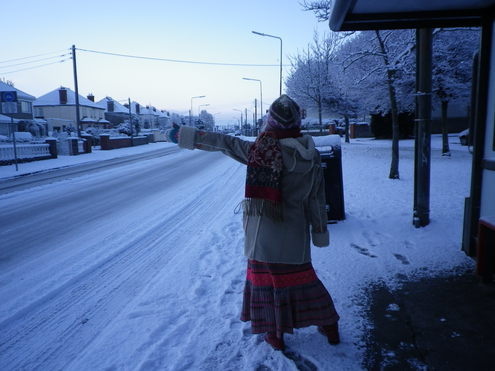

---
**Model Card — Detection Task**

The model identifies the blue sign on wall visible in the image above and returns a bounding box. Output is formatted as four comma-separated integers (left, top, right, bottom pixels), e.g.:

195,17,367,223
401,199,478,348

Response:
0,91,18,102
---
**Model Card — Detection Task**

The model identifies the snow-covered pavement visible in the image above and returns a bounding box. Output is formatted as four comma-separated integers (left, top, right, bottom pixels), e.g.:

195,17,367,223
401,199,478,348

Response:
0,135,474,370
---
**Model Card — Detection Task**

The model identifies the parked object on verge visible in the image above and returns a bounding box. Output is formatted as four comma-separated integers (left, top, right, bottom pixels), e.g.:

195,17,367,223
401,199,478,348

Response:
314,135,346,222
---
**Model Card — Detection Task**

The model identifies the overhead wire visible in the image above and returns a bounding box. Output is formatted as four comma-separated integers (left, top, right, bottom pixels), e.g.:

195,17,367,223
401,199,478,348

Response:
76,47,290,67
0,49,69,64
1,58,71,75
0,54,70,70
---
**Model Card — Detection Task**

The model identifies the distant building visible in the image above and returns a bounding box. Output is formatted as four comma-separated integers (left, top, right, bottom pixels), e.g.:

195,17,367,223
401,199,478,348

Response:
0,81,47,136
0,80,36,121
95,96,131,126
33,87,105,133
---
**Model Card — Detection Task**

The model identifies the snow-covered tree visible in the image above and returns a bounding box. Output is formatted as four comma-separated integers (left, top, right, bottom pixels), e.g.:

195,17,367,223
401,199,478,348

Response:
300,0,334,21
198,110,214,131
286,32,343,131
339,29,416,179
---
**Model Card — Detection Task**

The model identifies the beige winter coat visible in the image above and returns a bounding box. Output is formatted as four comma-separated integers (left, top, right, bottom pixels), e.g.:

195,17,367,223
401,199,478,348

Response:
178,126,329,264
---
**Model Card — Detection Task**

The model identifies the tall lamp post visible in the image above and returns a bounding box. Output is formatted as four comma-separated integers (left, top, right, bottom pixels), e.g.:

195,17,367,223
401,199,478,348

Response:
252,31,282,96
242,77,263,134
190,95,206,126
233,108,243,133
242,77,263,117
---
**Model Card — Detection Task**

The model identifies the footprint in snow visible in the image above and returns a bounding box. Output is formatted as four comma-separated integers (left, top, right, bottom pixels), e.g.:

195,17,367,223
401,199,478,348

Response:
282,350,318,371
404,240,415,249
350,243,377,258
393,253,410,265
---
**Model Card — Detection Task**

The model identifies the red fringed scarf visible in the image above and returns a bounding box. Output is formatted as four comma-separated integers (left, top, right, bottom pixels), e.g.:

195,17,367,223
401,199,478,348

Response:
244,128,302,221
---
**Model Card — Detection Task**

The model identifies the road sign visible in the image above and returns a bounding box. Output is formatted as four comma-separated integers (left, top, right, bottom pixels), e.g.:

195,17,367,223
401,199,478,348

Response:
1,102,17,114
0,91,17,102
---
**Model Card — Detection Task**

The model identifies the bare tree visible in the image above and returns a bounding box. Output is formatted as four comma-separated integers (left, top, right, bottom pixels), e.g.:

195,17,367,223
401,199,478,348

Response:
300,0,333,21
286,32,341,132
340,30,416,179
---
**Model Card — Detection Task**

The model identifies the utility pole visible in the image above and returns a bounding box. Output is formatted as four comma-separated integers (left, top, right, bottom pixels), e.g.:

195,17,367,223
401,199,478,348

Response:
72,45,81,137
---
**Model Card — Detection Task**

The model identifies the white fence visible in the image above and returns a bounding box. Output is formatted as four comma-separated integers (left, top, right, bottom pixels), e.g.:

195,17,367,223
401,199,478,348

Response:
0,143,50,161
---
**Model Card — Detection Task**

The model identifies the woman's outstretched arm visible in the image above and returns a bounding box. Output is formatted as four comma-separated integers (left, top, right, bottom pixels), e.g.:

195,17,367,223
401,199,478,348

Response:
169,125,253,165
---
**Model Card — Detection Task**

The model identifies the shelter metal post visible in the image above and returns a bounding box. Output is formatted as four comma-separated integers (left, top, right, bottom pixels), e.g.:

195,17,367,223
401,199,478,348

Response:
413,28,433,228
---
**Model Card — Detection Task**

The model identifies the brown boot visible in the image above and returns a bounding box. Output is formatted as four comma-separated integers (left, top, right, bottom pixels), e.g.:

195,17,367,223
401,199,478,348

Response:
264,332,285,351
318,323,340,345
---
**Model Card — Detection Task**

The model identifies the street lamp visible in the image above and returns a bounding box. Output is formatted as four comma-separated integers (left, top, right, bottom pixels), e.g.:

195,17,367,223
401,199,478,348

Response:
252,30,282,96
233,108,243,132
242,77,263,132
190,95,206,126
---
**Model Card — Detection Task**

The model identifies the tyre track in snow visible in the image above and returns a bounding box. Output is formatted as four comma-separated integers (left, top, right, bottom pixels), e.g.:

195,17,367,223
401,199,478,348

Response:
62,155,254,371
0,151,243,371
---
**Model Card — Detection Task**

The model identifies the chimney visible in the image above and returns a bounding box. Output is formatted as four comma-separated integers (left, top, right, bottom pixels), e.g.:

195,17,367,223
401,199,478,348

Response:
107,100,114,112
59,88,67,105
87,93,95,102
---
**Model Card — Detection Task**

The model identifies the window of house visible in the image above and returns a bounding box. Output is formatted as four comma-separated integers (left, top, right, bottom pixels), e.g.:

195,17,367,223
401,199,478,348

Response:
34,107,44,118
20,101,32,113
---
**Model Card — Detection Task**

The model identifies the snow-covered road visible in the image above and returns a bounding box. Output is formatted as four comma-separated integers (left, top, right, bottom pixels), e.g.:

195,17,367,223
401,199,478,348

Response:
0,137,474,370
0,149,252,370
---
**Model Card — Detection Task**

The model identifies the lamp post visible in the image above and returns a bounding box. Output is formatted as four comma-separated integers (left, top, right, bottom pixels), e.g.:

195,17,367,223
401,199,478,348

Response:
242,77,263,118
252,31,282,96
233,109,243,133
190,95,206,126
242,77,263,135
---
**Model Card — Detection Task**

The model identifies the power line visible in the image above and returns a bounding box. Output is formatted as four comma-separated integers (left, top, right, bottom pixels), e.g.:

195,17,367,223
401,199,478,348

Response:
77,47,290,67
0,49,69,64
1,58,71,75
0,54,70,70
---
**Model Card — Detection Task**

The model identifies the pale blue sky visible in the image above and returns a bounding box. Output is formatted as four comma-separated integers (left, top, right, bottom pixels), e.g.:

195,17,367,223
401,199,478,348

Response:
1,0,329,124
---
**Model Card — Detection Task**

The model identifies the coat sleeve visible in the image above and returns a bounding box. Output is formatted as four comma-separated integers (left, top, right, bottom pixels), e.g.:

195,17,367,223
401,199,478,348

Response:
177,126,252,164
309,156,330,247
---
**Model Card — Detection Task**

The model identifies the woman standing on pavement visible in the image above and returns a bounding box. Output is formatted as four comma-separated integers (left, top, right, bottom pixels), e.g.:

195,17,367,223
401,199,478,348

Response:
165,95,340,351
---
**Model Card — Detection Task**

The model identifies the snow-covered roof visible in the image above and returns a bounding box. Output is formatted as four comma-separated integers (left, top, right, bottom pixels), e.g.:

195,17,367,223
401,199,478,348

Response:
33,87,104,109
0,81,36,101
95,97,130,114
81,117,96,122
140,106,163,117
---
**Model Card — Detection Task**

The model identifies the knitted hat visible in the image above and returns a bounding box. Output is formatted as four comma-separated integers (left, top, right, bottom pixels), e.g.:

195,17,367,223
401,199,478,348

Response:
269,94,301,128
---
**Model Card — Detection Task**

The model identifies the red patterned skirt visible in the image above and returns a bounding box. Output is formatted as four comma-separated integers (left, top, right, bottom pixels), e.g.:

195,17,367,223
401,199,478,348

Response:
240,259,339,337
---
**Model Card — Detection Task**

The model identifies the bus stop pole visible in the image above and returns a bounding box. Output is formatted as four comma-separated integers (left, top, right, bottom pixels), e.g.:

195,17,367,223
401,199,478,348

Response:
413,28,432,228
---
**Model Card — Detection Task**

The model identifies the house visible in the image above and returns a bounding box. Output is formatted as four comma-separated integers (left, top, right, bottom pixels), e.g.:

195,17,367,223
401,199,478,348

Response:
157,109,171,129
0,81,37,136
329,0,495,278
139,105,158,129
0,80,36,121
95,96,131,126
33,87,105,133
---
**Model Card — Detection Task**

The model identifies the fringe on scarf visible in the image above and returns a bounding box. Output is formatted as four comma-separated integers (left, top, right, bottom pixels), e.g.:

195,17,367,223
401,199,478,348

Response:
242,198,283,222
